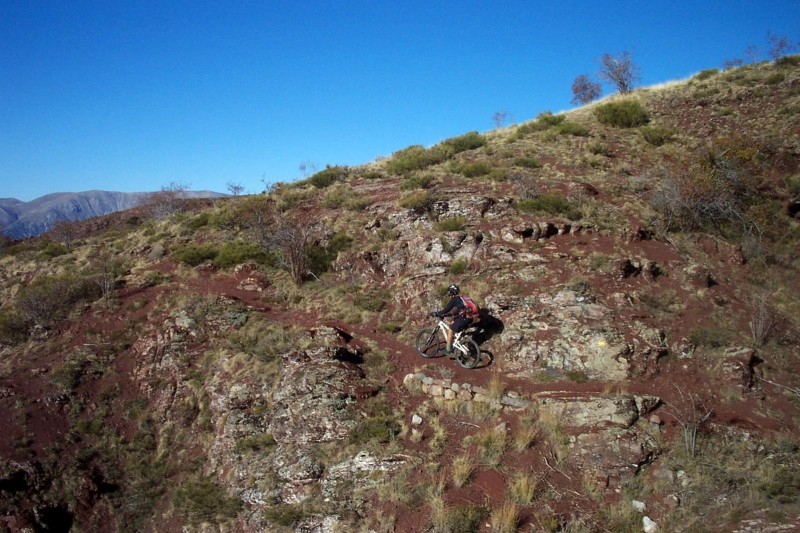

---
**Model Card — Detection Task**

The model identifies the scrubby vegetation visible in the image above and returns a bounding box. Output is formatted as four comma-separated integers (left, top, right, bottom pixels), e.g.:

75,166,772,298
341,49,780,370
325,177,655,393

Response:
2,53,800,533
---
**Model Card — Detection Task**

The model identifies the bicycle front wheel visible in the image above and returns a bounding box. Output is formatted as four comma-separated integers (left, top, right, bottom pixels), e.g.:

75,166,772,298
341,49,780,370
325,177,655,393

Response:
415,327,443,358
455,339,481,369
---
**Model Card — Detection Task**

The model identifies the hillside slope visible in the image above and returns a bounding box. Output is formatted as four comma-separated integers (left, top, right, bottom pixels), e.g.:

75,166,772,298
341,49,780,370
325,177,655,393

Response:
1,59,799,532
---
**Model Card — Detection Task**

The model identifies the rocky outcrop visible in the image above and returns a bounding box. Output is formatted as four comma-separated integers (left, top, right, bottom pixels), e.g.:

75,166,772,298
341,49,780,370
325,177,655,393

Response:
404,372,662,491
490,290,666,380
536,392,661,489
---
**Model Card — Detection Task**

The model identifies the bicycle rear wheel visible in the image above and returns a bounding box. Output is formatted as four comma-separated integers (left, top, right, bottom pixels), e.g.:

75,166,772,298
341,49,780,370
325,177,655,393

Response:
455,339,481,369
415,327,443,358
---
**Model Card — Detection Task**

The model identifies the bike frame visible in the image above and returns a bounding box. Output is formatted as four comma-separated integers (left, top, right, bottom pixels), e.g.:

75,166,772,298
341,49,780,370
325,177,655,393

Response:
434,318,469,353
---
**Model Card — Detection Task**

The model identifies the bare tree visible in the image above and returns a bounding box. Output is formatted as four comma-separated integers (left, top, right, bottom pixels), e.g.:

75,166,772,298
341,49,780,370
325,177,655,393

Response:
744,44,761,64
241,198,322,285
723,57,745,70
143,182,190,219
50,219,81,251
598,50,640,94
226,181,245,197
664,386,713,458
91,252,126,304
299,161,317,178
748,291,774,347
571,74,602,105
767,31,796,61
492,110,508,129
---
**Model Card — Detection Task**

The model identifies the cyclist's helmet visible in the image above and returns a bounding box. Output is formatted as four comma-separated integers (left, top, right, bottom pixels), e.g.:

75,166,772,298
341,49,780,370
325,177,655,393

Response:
448,284,460,296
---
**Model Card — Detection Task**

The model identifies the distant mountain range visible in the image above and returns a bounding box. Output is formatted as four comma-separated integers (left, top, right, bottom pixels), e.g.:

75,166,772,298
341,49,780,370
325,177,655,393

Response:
0,190,226,239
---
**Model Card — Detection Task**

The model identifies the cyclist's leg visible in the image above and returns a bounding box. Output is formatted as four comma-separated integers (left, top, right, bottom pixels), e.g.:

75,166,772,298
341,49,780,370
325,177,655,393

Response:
451,316,470,352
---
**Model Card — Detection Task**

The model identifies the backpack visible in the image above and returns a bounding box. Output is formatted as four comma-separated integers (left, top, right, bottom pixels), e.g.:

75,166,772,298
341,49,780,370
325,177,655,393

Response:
460,296,479,318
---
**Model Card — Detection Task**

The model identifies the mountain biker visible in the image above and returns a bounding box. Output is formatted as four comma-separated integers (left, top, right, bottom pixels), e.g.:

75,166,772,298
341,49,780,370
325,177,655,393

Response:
430,284,479,354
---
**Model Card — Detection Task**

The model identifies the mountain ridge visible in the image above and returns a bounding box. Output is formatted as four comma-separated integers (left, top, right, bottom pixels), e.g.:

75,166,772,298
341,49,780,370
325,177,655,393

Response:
0,189,226,239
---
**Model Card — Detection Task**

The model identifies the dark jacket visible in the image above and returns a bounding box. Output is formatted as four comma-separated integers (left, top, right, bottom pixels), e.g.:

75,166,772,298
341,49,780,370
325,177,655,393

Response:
437,296,466,317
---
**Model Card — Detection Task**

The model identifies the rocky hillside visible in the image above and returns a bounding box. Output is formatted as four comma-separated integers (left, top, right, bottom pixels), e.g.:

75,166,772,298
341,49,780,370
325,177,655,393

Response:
1,58,799,533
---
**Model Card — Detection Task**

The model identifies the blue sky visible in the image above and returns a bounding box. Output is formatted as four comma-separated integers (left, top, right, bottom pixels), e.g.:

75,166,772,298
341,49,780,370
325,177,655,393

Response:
2,1,798,201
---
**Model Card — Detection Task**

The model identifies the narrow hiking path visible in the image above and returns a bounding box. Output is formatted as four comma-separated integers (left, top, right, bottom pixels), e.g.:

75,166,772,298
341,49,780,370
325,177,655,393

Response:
168,261,790,435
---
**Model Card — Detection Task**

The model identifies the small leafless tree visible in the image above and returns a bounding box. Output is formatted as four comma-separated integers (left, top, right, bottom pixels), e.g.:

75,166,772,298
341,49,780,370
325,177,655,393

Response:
665,385,713,458
744,44,761,64
571,74,602,105
748,292,774,347
723,57,745,69
50,219,81,251
299,161,317,178
226,181,245,197
767,31,796,61
492,110,509,128
598,50,640,94
91,252,126,304
241,198,322,285
144,182,189,219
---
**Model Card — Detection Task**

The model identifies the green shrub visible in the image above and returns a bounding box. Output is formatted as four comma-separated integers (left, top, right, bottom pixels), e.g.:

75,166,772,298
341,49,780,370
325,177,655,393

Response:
588,141,610,156
640,125,675,146
536,111,565,127
595,100,649,127
236,432,277,453
513,112,565,137
688,327,728,348
172,243,219,266
361,170,385,180
785,174,800,196
776,54,800,68
38,242,68,259
399,190,436,213
516,193,581,219
443,505,487,533
514,156,542,169
174,476,242,524
378,322,402,334
386,145,447,174
16,273,101,325
353,286,390,313
438,131,486,155
51,355,88,391
694,68,719,81
565,370,589,384
765,72,785,85
306,231,353,276
448,258,468,275
757,467,800,503
556,122,590,136
307,165,349,188
387,133,484,175
399,174,433,190
0,309,28,345
213,241,270,269
350,416,400,444
228,319,308,363
183,212,210,230
451,161,493,177
435,216,467,232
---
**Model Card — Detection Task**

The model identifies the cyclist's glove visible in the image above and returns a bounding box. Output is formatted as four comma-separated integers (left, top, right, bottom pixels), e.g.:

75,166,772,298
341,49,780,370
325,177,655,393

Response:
430,311,440,318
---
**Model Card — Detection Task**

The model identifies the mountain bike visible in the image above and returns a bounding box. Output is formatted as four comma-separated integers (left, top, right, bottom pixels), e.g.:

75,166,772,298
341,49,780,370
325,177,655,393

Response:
415,316,481,369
